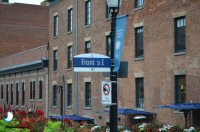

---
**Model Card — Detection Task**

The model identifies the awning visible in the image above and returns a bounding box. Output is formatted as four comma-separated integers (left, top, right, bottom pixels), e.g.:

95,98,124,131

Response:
50,115,94,121
98,108,154,116
159,103,200,110
158,103,200,127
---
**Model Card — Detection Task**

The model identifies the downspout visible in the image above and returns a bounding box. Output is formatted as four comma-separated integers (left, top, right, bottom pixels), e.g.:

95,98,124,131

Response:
47,42,50,117
75,0,79,116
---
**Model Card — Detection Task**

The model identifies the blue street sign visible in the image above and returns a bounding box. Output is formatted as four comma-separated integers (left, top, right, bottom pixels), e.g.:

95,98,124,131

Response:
73,53,111,72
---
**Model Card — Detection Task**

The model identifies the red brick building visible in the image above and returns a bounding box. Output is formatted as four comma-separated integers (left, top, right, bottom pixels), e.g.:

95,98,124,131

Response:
0,46,49,114
0,2,49,115
0,2,49,58
48,0,200,128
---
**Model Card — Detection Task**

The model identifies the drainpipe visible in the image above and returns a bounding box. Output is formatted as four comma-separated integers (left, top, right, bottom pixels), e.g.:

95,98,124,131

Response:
75,0,79,116
47,42,50,117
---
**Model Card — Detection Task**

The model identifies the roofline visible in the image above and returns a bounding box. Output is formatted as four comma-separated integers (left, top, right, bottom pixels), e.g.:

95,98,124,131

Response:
0,58,48,76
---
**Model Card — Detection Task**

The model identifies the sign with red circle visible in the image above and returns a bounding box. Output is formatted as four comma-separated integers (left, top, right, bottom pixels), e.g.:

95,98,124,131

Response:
103,84,110,95
102,81,112,105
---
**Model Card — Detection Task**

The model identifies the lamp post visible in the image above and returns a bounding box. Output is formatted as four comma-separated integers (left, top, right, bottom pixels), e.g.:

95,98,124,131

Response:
106,0,122,131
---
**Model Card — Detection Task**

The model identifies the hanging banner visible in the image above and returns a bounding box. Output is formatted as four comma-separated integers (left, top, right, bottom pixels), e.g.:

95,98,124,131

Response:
114,15,128,72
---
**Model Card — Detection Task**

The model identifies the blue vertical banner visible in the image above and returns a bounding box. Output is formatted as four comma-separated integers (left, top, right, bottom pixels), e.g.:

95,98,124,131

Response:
114,15,128,72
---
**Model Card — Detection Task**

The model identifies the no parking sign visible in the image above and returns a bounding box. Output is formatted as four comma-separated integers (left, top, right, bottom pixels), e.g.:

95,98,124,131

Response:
102,81,112,105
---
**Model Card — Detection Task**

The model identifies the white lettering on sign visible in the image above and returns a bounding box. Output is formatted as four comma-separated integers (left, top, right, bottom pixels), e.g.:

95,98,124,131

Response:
81,59,105,66
97,59,105,66
81,59,95,66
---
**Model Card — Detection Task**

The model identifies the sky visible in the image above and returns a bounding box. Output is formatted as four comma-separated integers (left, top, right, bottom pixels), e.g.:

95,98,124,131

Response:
9,0,44,5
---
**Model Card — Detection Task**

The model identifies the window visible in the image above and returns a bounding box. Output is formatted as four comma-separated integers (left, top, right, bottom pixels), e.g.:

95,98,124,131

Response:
6,84,8,104
22,82,25,106
16,83,19,105
85,0,91,25
54,15,58,37
85,41,91,53
53,85,57,106
30,81,35,99
135,27,144,58
175,16,186,53
53,50,58,71
106,3,111,18
175,75,186,104
30,81,32,99
85,82,91,107
67,84,72,106
68,8,73,32
136,78,144,108
33,81,35,99
68,46,72,69
1,84,3,99
39,80,43,99
106,35,111,56
10,84,13,105
135,0,144,8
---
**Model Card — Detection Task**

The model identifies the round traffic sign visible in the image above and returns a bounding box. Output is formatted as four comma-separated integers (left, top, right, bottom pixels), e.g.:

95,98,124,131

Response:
103,84,110,95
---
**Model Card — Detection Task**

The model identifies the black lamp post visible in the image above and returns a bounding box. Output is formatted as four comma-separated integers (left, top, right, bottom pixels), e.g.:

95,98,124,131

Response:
106,0,122,131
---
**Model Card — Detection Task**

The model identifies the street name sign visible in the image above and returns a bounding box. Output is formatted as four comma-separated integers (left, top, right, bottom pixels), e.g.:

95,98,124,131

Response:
102,81,112,105
73,53,111,72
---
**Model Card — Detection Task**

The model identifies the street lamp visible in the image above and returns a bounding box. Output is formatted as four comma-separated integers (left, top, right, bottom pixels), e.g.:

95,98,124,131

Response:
106,0,122,131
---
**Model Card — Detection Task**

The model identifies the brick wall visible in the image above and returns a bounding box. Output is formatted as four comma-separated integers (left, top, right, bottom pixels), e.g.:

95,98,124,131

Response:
0,45,48,68
0,3,49,58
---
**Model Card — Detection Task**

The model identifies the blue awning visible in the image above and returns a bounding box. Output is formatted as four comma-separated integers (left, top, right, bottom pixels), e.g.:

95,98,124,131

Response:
50,115,94,121
98,108,154,116
159,103,200,110
158,103,200,127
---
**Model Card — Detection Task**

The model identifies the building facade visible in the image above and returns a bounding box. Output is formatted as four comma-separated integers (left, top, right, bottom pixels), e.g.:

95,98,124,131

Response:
48,0,200,128
0,45,49,115
0,0,199,128
0,2,49,115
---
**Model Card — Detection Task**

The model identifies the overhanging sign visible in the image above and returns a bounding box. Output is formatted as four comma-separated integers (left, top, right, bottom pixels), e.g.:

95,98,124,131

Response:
73,53,111,72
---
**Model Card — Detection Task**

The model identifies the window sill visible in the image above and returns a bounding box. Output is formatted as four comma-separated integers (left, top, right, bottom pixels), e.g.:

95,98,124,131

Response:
67,106,72,109
85,25,91,28
38,99,43,102
29,99,35,102
67,31,73,34
53,36,58,39
54,70,58,73
52,106,57,108
67,68,73,72
174,52,186,56
134,6,144,11
84,107,91,110
135,57,144,61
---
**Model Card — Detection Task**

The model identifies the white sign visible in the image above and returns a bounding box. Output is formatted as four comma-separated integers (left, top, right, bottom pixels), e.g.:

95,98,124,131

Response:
102,81,112,105
73,53,111,72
